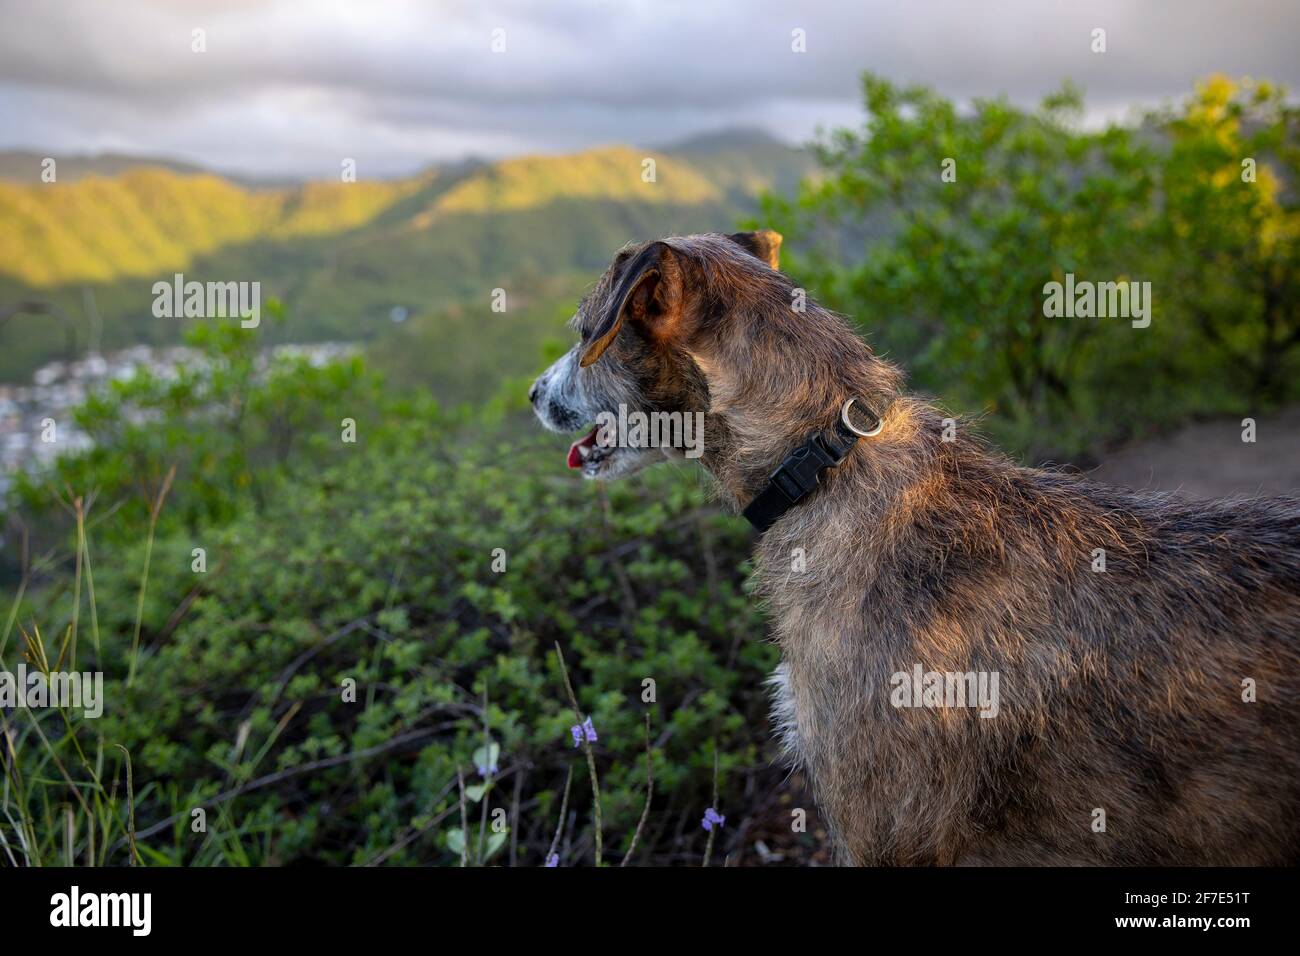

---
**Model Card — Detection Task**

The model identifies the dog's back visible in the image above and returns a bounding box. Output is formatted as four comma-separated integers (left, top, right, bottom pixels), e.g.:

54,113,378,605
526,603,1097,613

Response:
758,408,1300,865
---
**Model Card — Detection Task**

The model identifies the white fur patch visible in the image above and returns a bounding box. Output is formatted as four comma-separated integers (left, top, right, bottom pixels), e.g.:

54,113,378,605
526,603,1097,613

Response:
765,661,804,767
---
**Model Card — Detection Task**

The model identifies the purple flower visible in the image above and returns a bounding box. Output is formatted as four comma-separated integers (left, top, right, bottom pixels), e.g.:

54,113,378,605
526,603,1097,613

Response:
545,853,559,867
701,807,726,832
475,759,497,777
570,716,597,748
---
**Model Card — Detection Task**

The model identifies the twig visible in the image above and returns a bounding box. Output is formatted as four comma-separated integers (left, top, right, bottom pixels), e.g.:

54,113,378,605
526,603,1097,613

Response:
545,765,574,866
554,642,602,866
620,713,654,867
509,767,524,868
456,766,469,868
702,741,719,868
475,686,491,865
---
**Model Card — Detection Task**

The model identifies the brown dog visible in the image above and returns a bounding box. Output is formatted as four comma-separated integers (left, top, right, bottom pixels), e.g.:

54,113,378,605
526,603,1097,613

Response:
529,231,1300,865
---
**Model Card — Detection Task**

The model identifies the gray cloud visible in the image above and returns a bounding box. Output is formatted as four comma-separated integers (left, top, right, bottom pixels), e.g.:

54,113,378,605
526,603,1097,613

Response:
0,0,1296,178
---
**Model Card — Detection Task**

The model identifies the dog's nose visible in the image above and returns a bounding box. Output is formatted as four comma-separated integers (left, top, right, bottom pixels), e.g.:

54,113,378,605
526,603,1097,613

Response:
528,382,540,405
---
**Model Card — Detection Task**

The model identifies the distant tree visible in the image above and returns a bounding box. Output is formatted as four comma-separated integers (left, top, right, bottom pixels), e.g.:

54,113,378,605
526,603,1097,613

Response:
763,74,1155,447
1147,75,1300,404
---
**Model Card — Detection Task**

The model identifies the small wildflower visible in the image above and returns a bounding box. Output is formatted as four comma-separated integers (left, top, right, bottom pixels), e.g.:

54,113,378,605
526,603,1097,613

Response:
570,715,597,747
545,853,559,867
472,742,499,777
701,807,726,832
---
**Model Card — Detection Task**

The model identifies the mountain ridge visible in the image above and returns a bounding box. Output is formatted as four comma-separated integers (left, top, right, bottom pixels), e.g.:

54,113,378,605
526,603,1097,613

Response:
0,133,814,382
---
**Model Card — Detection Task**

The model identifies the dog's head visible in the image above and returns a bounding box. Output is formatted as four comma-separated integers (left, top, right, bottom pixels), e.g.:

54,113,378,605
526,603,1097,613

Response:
529,230,784,479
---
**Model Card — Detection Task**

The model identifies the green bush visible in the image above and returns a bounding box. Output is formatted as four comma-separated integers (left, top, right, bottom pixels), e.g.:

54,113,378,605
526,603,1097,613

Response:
759,73,1300,460
2,324,780,866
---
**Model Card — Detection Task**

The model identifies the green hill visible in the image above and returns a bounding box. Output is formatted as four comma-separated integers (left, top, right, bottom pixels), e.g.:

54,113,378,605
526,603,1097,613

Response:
0,132,812,384
0,149,210,183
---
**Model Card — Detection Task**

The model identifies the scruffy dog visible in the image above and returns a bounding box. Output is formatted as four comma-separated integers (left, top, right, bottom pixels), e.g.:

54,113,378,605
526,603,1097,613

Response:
529,230,1300,865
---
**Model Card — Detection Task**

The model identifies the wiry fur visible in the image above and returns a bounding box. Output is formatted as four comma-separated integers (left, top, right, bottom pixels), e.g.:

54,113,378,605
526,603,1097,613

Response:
531,232,1300,865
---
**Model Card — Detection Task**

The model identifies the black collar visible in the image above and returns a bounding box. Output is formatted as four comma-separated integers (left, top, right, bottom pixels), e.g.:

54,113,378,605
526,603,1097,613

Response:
741,396,890,533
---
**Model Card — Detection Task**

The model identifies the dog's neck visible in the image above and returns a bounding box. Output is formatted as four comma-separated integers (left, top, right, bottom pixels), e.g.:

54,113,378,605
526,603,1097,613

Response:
690,309,909,515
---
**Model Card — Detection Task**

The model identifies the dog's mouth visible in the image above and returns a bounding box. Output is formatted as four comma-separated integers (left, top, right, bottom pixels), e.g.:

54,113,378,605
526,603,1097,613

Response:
566,423,621,476
566,426,598,469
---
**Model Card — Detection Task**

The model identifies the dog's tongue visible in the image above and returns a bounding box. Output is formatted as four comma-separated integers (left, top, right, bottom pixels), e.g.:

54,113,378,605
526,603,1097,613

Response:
567,427,599,469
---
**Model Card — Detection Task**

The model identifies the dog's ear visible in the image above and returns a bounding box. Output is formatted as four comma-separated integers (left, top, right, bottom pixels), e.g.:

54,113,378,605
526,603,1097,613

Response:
729,229,782,270
580,241,683,367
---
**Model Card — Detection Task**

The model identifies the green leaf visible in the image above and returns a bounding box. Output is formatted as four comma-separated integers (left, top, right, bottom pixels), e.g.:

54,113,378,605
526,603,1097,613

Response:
446,828,466,855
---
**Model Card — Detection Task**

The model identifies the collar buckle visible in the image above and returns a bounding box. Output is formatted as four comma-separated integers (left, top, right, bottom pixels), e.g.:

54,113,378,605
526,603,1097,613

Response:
741,394,893,533
767,432,842,505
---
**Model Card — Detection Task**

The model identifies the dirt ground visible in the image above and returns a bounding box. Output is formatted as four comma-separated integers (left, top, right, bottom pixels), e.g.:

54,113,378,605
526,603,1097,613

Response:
1085,405,1300,499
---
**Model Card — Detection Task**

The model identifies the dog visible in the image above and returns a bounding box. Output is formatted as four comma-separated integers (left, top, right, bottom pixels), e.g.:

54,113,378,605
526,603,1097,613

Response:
529,230,1300,865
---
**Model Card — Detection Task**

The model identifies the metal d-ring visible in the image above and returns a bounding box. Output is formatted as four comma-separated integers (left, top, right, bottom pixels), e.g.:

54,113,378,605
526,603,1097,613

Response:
841,397,884,438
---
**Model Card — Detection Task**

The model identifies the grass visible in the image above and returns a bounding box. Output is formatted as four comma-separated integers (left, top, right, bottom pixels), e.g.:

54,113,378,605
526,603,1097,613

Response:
1,632,139,866
3,470,163,866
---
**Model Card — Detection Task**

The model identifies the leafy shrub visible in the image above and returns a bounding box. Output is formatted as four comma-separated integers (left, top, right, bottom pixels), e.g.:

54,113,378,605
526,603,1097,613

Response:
760,73,1300,460
3,325,785,866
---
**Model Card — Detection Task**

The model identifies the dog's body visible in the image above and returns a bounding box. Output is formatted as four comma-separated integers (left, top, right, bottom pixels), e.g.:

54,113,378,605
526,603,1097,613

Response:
530,231,1300,865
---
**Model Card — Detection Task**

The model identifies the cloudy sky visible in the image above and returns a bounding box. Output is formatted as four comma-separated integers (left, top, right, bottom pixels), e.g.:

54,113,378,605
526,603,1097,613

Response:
1,0,1297,179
